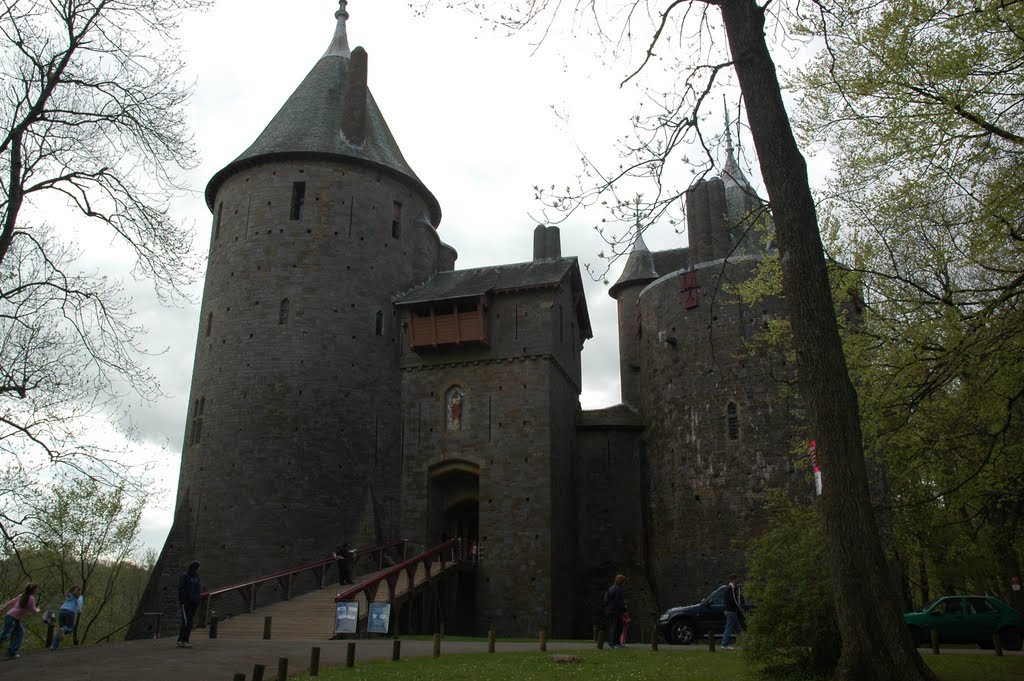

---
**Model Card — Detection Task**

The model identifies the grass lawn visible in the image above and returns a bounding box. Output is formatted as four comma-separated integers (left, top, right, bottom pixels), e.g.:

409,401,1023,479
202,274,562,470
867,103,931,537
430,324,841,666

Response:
289,648,1024,681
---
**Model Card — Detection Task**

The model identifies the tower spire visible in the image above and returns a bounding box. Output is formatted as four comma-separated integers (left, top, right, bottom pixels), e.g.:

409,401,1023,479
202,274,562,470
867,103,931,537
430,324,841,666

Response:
722,96,749,189
325,0,352,58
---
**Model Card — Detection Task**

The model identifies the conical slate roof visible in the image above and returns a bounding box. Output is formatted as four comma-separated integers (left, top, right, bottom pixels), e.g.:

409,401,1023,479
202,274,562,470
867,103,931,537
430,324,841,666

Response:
204,4,442,225
609,230,658,298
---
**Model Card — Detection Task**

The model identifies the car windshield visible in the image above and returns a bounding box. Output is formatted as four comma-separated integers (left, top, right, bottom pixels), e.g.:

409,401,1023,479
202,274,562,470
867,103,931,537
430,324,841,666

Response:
920,598,943,612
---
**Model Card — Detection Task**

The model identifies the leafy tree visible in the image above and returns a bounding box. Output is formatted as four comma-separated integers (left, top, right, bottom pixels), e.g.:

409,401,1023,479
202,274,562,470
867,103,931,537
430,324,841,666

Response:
0,0,210,551
0,476,147,650
793,0,1024,611
420,1,936,678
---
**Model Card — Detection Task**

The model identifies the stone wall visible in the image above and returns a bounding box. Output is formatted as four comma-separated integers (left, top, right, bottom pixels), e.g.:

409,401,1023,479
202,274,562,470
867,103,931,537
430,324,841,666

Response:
637,254,803,607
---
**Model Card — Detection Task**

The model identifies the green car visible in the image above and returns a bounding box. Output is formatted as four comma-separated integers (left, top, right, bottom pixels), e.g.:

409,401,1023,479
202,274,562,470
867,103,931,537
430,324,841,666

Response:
904,595,1023,651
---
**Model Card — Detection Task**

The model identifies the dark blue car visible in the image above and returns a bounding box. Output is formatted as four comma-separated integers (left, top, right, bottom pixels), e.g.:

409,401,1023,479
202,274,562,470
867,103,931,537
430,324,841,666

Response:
656,585,754,645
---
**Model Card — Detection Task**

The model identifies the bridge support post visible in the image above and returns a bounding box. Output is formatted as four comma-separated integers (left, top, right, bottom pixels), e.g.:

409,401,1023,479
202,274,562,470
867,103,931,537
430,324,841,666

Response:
433,632,441,658
251,664,265,681
539,628,547,651
263,616,272,640
346,642,356,667
488,630,496,653
277,657,288,681
392,639,401,661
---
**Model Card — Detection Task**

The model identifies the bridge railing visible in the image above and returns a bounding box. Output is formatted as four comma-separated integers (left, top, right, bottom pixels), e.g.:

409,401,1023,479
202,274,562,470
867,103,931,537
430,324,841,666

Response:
196,540,410,627
333,538,462,617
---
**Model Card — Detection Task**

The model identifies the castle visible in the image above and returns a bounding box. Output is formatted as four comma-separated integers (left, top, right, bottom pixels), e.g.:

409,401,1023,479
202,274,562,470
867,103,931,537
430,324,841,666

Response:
132,2,802,638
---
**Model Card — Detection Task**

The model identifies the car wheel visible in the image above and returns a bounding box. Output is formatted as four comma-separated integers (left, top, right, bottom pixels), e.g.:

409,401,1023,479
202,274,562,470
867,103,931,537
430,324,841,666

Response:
668,619,697,645
999,628,1023,652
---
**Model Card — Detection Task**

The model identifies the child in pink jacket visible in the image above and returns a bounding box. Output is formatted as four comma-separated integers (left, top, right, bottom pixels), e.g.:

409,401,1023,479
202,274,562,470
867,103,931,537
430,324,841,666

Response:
0,583,40,659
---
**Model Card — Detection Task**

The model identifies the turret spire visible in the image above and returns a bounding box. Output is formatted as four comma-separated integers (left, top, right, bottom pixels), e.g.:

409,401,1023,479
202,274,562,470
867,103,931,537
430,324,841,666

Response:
325,0,352,58
722,96,749,189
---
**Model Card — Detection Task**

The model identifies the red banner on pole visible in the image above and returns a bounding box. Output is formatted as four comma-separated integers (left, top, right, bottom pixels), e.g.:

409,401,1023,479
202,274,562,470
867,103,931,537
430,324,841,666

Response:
810,440,822,496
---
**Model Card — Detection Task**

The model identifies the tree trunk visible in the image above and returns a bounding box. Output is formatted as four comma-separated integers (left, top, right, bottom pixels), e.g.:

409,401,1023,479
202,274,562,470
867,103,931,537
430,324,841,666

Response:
717,1,935,679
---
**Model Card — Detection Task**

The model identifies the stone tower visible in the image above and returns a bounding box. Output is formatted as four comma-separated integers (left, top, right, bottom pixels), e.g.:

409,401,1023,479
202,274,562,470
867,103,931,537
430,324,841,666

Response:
131,2,450,635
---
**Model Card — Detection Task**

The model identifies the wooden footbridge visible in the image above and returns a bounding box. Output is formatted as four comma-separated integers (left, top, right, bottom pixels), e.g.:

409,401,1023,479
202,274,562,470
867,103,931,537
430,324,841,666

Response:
192,539,470,640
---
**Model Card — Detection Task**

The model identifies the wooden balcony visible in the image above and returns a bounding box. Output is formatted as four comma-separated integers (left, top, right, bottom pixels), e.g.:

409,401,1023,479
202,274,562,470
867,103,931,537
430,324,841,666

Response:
407,298,489,349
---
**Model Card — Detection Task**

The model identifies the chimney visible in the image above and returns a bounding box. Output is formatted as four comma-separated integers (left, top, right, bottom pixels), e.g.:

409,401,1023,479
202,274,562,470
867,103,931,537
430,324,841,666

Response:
342,47,368,144
533,224,562,261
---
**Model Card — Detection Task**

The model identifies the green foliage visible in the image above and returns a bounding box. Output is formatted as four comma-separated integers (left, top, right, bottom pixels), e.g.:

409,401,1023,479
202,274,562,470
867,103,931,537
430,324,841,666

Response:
743,493,840,673
792,0,1024,610
0,476,148,650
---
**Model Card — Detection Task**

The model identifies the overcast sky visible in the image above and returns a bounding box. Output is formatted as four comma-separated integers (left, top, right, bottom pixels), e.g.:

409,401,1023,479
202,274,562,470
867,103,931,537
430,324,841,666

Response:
123,0,775,550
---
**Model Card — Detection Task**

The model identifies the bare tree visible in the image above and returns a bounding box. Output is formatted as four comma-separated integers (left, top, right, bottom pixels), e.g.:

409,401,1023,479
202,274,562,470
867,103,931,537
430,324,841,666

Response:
418,1,935,678
0,0,209,548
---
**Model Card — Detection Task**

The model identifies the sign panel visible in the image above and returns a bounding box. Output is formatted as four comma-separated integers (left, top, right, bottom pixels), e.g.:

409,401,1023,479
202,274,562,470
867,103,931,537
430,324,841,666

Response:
334,600,359,635
1012,576,1021,592
367,602,391,634
810,440,822,496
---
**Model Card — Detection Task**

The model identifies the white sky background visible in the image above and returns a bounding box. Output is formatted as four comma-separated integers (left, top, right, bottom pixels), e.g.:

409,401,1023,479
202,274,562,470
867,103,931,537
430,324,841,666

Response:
119,0,814,551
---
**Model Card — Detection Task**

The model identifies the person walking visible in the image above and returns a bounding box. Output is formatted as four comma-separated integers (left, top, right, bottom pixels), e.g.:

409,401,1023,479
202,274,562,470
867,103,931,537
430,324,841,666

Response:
177,560,202,648
0,582,40,660
604,574,627,648
50,585,83,651
720,574,745,649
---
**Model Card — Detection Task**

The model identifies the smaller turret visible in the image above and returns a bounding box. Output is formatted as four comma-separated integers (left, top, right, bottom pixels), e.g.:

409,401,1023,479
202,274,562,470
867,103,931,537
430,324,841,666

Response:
609,229,659,409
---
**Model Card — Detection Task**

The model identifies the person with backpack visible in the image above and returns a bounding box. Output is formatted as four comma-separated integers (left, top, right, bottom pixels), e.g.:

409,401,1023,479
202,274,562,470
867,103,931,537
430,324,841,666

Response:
604,574,627,648
0,582,40,659
50,585,83,651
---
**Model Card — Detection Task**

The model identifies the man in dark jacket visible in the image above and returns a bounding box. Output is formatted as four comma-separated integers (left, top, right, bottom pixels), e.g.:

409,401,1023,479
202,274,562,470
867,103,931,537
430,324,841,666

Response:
721,573,744,649
604,574,627,648
177,560,201,648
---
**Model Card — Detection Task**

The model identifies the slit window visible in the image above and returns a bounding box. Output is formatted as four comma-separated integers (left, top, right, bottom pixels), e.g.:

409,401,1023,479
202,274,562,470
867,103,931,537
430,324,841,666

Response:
727,402,739,440
279,298,290,325
214,202,224,240
392,201,402,239
206,312,213,337
290,182,306,220
190,397,205,444
375,310,384,336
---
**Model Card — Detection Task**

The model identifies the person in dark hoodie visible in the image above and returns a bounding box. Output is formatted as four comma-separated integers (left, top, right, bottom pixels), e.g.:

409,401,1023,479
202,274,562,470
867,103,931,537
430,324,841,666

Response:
177,560,201,648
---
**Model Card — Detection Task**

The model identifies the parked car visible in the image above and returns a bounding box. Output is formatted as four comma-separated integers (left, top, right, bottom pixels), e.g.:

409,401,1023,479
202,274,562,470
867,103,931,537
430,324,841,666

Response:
904,595,1023,651
656,585,754,645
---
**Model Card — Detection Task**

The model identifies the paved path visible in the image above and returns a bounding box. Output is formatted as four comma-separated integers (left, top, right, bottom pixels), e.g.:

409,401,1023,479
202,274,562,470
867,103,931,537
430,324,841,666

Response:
1,637,1017,681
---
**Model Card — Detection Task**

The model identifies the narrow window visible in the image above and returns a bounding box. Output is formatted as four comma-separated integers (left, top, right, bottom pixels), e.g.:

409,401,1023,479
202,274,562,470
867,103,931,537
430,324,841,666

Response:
290,182,306,220
279,298,290,325
375,310,384,336
392,201,402,238
727,402,739,440
190,397,205,444
214,202,224,240
206,312,213,337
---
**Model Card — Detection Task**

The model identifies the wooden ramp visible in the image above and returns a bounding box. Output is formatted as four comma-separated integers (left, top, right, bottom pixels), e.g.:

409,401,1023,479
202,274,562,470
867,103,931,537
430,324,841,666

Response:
214,561,453,640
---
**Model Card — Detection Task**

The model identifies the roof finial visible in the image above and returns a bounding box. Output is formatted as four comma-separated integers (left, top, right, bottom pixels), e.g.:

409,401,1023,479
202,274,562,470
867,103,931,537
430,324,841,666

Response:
632,196,649,253
724,95,735,161
325,0,352,58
